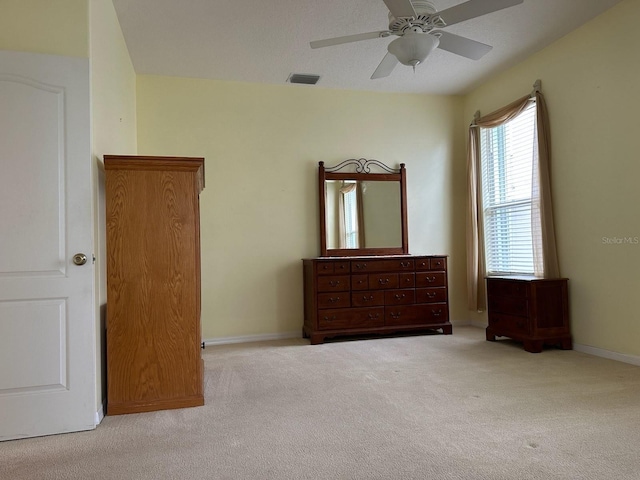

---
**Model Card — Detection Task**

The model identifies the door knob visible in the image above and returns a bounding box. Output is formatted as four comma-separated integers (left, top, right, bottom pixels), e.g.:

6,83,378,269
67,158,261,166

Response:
73,253,87,266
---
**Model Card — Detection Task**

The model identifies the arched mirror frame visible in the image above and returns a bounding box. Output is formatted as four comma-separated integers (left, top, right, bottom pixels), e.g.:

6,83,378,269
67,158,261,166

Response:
319,159,409,257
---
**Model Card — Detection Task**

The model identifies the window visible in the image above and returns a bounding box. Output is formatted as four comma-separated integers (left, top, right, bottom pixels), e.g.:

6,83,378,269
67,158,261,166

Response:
480,102,536,275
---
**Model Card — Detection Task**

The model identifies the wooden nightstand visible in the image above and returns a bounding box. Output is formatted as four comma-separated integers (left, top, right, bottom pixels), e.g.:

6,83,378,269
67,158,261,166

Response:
486,276,571,353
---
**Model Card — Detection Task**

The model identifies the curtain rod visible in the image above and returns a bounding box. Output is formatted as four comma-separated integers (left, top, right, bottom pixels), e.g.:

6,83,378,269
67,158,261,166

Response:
469,79,541,127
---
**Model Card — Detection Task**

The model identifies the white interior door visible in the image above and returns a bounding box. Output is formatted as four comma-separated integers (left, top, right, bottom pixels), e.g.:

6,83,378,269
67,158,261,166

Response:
0,51,95,441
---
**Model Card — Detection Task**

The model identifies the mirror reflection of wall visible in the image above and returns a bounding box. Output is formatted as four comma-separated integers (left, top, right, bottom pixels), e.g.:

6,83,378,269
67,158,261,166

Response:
361,181,401,248
325,180,402,250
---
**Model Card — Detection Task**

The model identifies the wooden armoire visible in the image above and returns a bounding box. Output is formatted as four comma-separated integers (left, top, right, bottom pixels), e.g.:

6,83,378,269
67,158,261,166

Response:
104,155,205,415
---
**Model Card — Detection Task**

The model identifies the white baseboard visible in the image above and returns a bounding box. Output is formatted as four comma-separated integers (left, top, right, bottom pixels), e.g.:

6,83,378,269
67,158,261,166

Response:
465,320,487,329
203,331,300,347
573,343,640,367
95,401,105,426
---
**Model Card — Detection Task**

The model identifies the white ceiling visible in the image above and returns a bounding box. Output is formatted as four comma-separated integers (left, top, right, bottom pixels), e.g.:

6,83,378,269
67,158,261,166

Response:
112,0,623,95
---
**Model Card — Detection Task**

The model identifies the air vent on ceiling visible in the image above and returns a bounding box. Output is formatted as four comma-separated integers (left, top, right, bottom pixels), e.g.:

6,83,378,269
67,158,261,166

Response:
288,73,320,85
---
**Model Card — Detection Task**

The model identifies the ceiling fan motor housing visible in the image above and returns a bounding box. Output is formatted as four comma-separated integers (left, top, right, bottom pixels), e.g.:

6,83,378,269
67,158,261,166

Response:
388,0,445,34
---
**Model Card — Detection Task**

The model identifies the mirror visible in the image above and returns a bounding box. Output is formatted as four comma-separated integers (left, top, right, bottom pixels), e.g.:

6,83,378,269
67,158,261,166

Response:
319,159,408,257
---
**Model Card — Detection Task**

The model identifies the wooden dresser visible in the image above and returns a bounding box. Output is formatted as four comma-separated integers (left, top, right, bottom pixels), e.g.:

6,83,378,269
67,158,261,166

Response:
105,155,205,414
486,276,571,353
303,255,452,344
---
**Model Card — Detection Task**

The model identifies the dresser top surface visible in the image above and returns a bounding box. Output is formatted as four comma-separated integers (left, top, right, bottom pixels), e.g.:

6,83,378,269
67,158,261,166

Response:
303,254,448,262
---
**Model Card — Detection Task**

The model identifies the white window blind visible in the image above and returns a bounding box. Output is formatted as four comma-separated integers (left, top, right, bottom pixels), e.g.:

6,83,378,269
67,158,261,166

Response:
480,102,536,275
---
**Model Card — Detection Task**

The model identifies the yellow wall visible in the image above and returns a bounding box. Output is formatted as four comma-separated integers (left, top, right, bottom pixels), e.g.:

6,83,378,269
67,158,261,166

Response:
136,76,467,339
89,0,137,412
0,0,89,57
464,0,640,355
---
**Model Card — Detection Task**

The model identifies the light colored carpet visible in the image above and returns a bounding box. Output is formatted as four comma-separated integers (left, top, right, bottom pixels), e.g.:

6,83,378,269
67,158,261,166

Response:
2,326,640,479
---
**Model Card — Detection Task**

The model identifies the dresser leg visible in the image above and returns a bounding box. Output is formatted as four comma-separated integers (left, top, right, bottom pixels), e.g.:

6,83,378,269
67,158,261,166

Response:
560,337,573,350
309,334,325,345
523,340,544,353
486,328,496,342
441,324,452,335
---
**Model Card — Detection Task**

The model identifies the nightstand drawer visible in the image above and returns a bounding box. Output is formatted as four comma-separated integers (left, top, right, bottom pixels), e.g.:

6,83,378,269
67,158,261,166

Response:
486,278,528,298
488,313,530,335
488,296,528,316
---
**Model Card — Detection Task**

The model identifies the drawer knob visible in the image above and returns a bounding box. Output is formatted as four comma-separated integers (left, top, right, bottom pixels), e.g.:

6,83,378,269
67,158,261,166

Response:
427,292,436,298
368,313,379,320
355,263,367,269
362,295,374,302
400,261,410,267
395,294,405,300
427,276,436,283
432,309,442,317
329,297,341,303
323,315,337,322
390,312,401,319
379,278,390,285
329,280,341,287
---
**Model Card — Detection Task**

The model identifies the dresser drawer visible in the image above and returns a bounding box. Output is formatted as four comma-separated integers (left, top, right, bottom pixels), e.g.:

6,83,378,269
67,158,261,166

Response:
488,296,528,316
415,257,447,271
386,304,449,326
384,289,415,305
368,273,399,290
429,257,447,271
399,273,415,288
385,305,419,325
318,307,384,330
415,272,446,288
316,261,350,275
317,292,350,309
317,275,350,292
419,303,449,323
351,259,414,273
351,275,368,291
416,287,447,304
351,291,384,307
488,312,530,335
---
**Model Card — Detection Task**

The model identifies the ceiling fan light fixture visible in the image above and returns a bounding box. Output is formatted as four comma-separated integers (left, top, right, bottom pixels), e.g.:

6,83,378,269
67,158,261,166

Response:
388,31,439,67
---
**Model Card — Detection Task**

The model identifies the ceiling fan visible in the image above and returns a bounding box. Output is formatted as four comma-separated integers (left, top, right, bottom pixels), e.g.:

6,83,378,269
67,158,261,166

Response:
310,0,524,79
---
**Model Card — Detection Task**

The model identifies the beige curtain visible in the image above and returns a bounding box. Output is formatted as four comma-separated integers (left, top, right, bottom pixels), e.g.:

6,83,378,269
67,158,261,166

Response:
338,181,365,248
466,90,560,311
356,181,365,247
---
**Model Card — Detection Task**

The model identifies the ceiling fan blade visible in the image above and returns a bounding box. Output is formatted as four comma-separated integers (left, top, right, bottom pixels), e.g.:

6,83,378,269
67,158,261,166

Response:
436,0,524,27
310,31,389,49
433,31,492,60
382,0,417,18
371,52,399,79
